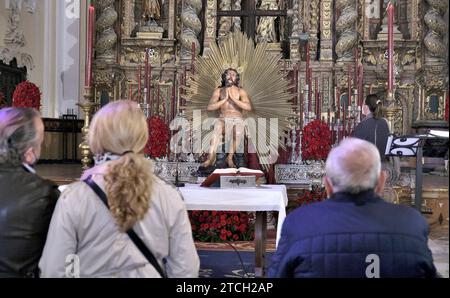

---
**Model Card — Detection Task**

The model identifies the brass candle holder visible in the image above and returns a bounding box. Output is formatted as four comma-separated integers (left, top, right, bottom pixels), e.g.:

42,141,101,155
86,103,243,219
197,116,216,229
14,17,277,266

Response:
77,86,97,170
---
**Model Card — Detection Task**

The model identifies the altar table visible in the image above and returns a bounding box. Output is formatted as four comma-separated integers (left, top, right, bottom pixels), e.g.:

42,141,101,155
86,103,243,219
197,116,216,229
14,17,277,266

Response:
179,184,288,277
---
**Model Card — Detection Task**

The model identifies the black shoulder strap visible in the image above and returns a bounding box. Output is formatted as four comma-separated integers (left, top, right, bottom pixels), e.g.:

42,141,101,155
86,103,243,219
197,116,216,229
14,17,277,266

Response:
83,176,167,278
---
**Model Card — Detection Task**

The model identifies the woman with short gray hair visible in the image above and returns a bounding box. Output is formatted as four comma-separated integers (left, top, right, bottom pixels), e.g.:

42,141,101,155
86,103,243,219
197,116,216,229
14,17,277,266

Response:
0,107,59,278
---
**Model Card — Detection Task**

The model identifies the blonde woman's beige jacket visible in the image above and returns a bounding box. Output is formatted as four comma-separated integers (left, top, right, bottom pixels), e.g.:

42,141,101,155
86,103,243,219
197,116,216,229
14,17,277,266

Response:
39,163,200,278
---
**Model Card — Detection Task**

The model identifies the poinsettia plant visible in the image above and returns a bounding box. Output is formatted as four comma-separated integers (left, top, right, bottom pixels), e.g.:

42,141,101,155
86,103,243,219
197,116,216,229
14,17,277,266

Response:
144,115,169,158
12,81,41,110
287,186,327,213
189,211,254,242
301,119,332,161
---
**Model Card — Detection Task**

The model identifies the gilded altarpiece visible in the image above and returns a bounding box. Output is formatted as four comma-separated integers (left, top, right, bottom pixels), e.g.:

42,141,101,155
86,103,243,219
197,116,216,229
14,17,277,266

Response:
90,0,448,187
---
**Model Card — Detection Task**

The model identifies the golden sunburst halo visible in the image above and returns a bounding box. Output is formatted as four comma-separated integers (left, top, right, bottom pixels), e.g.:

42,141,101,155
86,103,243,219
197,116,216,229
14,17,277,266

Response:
183,31,295,169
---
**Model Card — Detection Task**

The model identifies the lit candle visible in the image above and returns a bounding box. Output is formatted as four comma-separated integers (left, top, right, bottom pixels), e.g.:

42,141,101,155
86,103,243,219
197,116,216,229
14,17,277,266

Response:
315,77,319,119
387,1,394,94
171,75,176,121
299,90,304,129
85,5,95,87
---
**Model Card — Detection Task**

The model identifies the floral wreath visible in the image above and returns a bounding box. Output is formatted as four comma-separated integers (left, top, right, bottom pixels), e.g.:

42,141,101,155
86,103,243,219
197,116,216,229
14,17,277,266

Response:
144,115,169,159
301,119,332,161
12,81,41,110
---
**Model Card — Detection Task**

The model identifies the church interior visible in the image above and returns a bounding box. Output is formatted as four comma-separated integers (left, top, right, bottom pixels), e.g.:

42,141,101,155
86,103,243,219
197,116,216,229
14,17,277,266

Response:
0,0,449,278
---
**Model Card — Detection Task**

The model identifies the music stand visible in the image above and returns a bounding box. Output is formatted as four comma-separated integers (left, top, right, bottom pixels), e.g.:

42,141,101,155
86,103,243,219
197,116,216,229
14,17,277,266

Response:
385,131,449,212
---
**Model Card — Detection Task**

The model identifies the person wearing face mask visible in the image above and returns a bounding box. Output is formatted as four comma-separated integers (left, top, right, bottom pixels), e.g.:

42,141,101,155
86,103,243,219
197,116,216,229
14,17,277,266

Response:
0,107,60,278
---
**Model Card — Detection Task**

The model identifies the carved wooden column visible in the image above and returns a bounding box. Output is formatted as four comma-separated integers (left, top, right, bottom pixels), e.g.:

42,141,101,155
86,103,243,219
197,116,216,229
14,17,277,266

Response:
319,0,333,61
95,0,118,63
335,0,357,62
121,0,135,38
180,0,202,62
423,0,447,62
308,0,319,59
168,0,176,39
288,0,303,61
94,0,123,103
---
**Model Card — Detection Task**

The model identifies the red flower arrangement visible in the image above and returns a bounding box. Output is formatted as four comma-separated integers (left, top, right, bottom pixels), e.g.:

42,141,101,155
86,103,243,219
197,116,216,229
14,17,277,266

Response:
188,211,254,242
12,81,41,110
287,186,327,213
301,119,332,161
144,115,169,158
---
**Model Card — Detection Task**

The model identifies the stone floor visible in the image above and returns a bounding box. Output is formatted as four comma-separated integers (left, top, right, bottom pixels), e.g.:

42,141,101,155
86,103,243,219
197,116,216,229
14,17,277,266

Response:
428,224,449,278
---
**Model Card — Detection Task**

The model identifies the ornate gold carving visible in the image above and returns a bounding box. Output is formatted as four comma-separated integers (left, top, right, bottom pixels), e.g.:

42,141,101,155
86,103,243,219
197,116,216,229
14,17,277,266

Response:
218,0,232,37
401,49,415,66
309,0,319,57
320,0,333,61
363,48,377,65
95,0,118,63
322,1,332,39
233,0,242,32
256,0,279,43
411,0,419,40
206,0,217,39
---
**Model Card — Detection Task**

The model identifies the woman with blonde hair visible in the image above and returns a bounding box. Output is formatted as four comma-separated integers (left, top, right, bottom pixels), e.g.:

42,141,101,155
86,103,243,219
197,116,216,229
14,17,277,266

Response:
39,100,199,277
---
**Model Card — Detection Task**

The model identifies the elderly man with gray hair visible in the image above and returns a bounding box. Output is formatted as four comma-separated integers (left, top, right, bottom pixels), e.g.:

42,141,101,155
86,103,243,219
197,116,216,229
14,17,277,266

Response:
269,138,437,278
0,108,59,277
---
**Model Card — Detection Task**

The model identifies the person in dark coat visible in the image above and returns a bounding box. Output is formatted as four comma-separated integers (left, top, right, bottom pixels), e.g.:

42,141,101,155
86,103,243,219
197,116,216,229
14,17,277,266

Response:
268,138,437,278
353,94,390,161
0,107,59,278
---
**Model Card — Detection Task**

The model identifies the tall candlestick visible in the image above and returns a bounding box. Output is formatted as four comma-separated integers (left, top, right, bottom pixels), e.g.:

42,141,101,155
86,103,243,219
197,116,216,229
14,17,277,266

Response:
387,1,394,95
336,88,341,121
358,64,364,106
145,49,149,91
157,83,160,116
315,77,319,118
148,64,152,116
294,64,298,109
308,71,313,114
85,5,95,87
299,90,304,129
137,65,141,101
171,75,176,120
191,42,196,75
347,64,352,108
306,43,310,81
129,85,132,101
